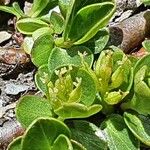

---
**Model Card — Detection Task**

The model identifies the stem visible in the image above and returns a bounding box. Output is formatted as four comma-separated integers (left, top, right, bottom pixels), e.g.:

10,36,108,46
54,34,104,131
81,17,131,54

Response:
121,95,136,111
121,102,131,110
96,93,114,114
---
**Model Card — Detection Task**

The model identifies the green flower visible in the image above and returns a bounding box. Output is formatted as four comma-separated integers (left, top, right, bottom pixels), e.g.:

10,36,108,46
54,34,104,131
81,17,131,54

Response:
94,50,133,105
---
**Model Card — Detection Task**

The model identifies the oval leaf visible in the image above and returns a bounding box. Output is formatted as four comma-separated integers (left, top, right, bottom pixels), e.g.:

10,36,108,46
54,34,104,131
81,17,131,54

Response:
84,28,110,54
38,0,59,17
35,64,50,96
48,46,93,76
28,0,49,17
0,5,21,19
68,120,107,150
16,18,49,35
134,54,150,75
58,0,71,18
68,2,115,44
16,95,52,128
50,11,64,34
31,33,54,67
12,2,25,17
124,112,150,146
22,117,71,150
101,114,140,150
63,0,113,40
55,103,102,119
77,68,96,106
22,36,34,54
32,27,54,41
121,54,150,115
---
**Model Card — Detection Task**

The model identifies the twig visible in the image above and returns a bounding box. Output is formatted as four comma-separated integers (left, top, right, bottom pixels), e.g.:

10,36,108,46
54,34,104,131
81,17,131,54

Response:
109,10,150,53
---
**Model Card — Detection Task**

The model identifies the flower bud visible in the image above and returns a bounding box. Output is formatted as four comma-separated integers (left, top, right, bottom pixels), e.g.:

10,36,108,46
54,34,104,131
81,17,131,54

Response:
68,77,82,103
95,50,113,84
110,66,124,89
104,91,128,105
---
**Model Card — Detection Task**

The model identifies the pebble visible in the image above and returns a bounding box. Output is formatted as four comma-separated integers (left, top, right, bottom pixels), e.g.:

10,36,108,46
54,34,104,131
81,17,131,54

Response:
0,31,11,44
4,83,29,95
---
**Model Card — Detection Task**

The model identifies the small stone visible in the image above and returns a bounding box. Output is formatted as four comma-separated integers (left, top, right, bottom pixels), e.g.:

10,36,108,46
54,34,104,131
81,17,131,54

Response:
0,31,11,44
4,83,29,95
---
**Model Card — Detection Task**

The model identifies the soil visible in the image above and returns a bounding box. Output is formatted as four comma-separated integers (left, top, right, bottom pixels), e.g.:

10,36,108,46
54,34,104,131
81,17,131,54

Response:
0,61,37,149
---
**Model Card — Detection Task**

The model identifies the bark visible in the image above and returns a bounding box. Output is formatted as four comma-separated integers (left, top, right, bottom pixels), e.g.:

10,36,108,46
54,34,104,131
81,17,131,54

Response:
109,10,150,53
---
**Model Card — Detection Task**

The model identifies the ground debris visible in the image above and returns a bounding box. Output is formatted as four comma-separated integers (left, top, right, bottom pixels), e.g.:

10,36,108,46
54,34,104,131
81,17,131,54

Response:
0,69,36,149
0,47,30,65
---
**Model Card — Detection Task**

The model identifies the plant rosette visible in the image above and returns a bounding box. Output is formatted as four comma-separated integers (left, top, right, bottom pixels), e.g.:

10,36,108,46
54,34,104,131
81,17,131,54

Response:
90,49,133,114
121,54,150,115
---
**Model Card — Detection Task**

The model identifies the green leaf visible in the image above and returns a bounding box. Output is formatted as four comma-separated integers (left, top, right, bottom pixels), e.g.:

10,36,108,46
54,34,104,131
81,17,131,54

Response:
142,39,150,52
31,33,54,67
55,103,102,119
84,28,110,54
58,0,71,18
101,114,140,150
77,69,96,106
111,50,133,92
12,2,25,17
38,0,59,17
134,54,150,75
32,27,54,41
7,137,22,150
35,64,50,96
63,0,113,40
16,18,49,35
124,112,150,146
121,54,150,115
22,36,34,54
68,2,115,44
16,95,52,128
68,120,107,150
40,13,52,23
50,11,64,34
28,0,49,17
0,5,21,19
122,94,150,115
21,117,71,150
63,0,76,40
134,66,150,97
52,134,73,150
48,46,93,76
